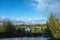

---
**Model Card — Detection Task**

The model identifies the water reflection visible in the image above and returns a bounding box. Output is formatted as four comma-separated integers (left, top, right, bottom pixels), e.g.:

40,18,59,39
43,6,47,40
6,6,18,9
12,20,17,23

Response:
0,37,50,40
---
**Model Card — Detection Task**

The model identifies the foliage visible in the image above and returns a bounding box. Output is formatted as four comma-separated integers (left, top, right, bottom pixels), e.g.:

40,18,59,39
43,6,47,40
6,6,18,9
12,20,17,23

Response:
30,26,47,33
0,24,4,32
2,21,15,33
46,13,60,38
0,13,60,38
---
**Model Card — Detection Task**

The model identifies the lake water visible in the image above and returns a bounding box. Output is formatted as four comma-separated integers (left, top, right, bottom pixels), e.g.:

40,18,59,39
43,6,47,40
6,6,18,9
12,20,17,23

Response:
0,37,50,40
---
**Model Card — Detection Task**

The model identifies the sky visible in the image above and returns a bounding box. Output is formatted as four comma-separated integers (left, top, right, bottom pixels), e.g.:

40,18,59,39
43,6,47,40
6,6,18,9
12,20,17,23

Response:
0,0,60,24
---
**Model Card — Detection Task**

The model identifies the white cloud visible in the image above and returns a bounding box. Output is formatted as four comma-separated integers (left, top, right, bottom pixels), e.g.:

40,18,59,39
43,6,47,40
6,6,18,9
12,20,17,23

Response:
0,16,47,24
29,0,48,11
36,3,48,11
0,16,6,21
0,16,6,19
13,18,21,22
49,2,60,13
28,0,60,13
11,18,24,23
24,18,46,24
27,18,33,21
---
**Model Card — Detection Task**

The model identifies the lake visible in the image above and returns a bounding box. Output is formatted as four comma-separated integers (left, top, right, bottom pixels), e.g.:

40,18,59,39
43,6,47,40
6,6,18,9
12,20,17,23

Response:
0,37,50,40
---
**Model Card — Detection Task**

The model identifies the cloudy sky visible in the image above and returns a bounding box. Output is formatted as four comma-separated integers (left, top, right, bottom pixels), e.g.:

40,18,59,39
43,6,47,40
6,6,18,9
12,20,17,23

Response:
0,0,60,24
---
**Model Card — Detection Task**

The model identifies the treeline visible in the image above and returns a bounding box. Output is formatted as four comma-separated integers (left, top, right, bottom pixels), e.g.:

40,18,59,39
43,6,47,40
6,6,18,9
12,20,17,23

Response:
0,13,60,39
0,21,48,38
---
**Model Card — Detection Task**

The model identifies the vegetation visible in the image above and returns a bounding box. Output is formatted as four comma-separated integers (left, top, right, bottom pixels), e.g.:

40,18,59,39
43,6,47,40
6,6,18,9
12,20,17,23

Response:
46,13,60,38
0,13,60,39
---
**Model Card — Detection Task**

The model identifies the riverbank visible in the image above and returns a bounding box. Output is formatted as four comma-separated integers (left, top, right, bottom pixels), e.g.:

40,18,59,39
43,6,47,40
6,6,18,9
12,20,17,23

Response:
0,32,51,38
0,32,60,40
